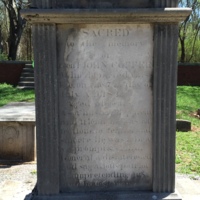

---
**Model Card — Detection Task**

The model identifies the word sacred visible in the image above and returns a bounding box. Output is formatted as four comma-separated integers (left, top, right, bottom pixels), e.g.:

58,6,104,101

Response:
81,28,129,37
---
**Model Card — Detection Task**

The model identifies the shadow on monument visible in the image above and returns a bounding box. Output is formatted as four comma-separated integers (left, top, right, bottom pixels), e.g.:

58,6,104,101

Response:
24,193,32,200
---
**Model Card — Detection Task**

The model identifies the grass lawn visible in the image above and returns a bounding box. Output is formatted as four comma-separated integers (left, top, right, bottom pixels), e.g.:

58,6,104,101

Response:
0,83,35,107
176,86,200,177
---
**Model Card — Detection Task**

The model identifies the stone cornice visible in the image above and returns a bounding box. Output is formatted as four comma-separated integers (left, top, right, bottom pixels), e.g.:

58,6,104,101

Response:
22,8,191,24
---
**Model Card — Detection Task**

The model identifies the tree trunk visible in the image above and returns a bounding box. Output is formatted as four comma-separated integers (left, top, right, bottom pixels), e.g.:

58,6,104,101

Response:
0,25,2,53
7,20,24,60
180,38,185,63
8,41,18,60
3,0,26,60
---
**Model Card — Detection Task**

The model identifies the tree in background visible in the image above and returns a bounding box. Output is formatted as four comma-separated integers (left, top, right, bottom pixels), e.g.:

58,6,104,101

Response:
178,0,200,63
0,3,7,57
0,25,3,54
18,23,32,60
0,1,199,62
0,0,29,60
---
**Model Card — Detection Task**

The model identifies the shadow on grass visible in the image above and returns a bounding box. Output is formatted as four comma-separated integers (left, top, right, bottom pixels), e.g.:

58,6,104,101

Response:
0,84,35,107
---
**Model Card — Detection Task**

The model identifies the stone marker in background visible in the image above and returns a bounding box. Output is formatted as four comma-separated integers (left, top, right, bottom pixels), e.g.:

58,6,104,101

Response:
22,1,191,199
0,103,35,163
176,119,191,132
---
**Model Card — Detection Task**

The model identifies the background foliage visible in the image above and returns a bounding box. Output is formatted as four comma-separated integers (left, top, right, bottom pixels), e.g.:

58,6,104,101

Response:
0,1,200,62
178,0,200,63
0,0,31,61
176,86,200,176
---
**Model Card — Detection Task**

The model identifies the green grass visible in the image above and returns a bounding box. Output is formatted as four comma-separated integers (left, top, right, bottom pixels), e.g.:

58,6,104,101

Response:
176,86,200,176
0,83,35,107
31,170,37,175
176,86,200,127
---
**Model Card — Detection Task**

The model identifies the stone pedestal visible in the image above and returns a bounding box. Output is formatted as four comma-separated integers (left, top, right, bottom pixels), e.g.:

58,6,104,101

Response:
22,1,191,199
0,103,35,163
0,122,35,162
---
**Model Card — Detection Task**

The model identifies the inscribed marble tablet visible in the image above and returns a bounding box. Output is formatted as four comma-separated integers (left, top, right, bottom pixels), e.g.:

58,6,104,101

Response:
57,24,153,192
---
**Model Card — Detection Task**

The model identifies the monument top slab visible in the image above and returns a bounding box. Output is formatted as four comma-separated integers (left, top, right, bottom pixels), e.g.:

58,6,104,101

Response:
22,8,191,24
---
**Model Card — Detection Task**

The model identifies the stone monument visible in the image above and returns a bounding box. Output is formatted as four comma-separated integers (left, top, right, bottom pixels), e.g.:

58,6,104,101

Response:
22,1,191,199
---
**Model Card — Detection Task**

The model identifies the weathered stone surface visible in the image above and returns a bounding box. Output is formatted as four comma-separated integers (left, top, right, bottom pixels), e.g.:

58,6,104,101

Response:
58,24,153,192
22,8,192,24
0,103,35,162
176,119,191,132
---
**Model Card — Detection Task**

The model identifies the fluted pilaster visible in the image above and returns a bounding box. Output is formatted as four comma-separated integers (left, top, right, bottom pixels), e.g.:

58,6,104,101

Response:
153,24,178,193
33,24,59,195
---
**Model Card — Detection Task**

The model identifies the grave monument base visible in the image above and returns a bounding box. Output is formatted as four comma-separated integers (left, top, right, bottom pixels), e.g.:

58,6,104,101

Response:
32,191,181,200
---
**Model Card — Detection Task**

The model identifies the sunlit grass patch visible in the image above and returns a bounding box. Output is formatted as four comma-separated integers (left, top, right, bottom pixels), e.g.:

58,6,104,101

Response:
176,86,200,176
0,83,35,107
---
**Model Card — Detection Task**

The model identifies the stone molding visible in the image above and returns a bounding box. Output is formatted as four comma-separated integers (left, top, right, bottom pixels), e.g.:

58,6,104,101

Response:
22,8,191,24
32,192,182,200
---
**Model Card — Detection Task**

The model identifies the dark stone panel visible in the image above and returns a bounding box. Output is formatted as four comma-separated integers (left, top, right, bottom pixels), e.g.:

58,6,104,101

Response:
154,0,178,7
51,0,152,8
31,0,179,8
31,0,54,8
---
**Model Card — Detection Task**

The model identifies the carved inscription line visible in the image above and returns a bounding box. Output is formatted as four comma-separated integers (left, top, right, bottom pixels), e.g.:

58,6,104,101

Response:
66,172,146,180
66,155,152,161
63,61,152,69
65,163,149,170
61,127,152,134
